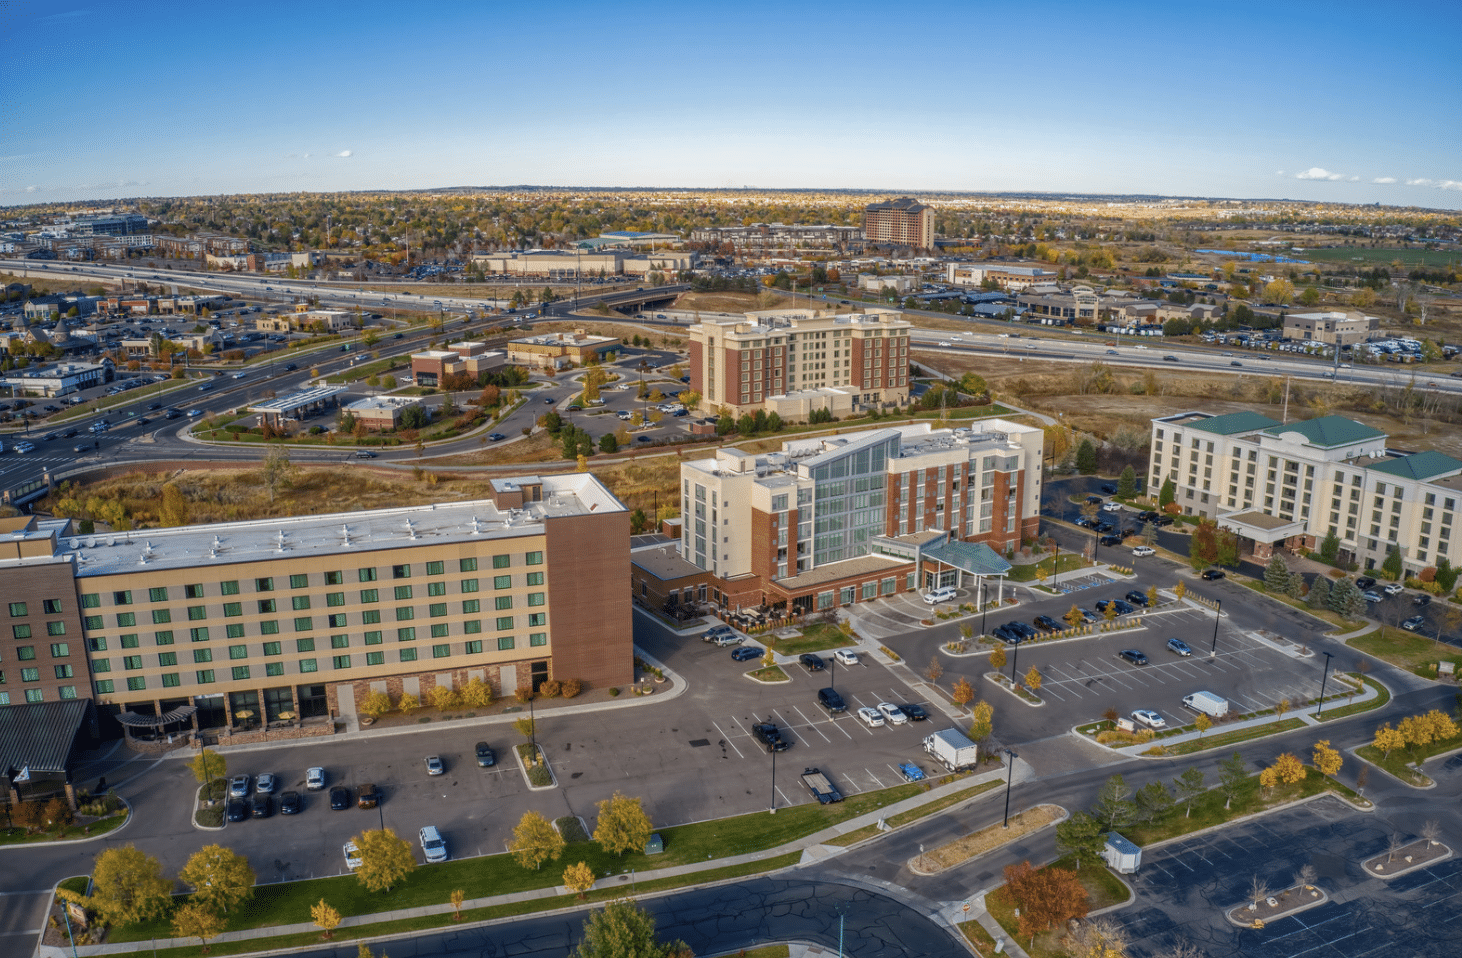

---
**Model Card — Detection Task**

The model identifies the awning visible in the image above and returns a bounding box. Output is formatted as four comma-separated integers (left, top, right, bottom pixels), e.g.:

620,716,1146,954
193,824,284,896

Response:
115,705,197,729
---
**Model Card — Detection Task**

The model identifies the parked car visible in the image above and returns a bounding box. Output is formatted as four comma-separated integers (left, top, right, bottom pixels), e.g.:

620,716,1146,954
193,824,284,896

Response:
425,755,445,776
898,703,929,722
1033,615,1060,631
1383,583,1405,596
817,687,847,713
1131,709,1166,729
731,645,763,662
832,649,860,666
1355,576,1377,591
226,799,248,822
228,774,252,798
356,783,380,808
752,722,790,752
1200,569,1226,580
1401,615,1426,631
857,706,885,728
329,786,351,810
1125,590,1149,606
1415,594,1432,607
1362,591,1383,603
306,767,326,790
1118,649,1149,666
1166,638,1192,657
1100,483,1118,494
474,742,496,767
255,773,277,794
877,702,908,725
279,790,302,815
800,653,826,672
922,586,957,605
251,794,272,818
1132,545,1154,557
1099,534,1122,546
702,624,735,643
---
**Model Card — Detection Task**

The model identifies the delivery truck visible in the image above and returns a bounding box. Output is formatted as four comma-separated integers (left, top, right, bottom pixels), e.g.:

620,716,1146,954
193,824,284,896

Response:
923,728,980,771
1182,690,1230,718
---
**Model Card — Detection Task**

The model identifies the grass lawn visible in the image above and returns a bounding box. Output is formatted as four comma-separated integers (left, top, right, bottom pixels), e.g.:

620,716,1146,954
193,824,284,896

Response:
1295,246,1462,267
1123,769,1361,847
825,779,1001,847
1315,675,1390,721
1236,579,1365,633
747,665,789,683
1349,626,1462,678
985,854,1130,958
1355,745,1433,787
59,876,89,896
765,623,855,656
1008,554,1088,583
1150,718,1307,756
960,918,1000,955
0,812,126,846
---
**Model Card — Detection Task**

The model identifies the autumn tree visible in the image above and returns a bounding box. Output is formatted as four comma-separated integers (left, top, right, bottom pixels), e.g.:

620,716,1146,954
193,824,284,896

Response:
594,791,653,857
450,888,465,920
186,747,228,784
510,810,564,870
1003,860,1090,942
563,861,595,898
159,483,190,527
951,677,975,711
1067,917,1130,958
574,899,690,958
353,828,416,892
1024,665,1043,693
87,845,173,928
1259,753,1306,794
1190,519,1220,571
180,844,256,913
1064,605,1085,628
359,689,393,720
968,700,994,754
925,656,944,682
172,901,226,952
989,644,1007,671
311,899,342,939
260,444,295,505
1312,740,1343,781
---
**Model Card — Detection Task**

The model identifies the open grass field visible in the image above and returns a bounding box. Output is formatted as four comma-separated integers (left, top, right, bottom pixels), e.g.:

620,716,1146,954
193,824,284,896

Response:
1349,626,1462,678
1292,247,1462,268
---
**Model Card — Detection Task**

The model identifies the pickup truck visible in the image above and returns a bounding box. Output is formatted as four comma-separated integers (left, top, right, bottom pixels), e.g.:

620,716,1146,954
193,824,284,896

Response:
801,768,843,804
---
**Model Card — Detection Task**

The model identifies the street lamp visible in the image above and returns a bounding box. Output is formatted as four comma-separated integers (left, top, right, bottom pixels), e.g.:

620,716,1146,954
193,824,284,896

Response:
1316,651,1335,717
1001,749,1018,827
1210,598,1222,656
769,742,777,814
980,581,989,636
1009,635,1021,682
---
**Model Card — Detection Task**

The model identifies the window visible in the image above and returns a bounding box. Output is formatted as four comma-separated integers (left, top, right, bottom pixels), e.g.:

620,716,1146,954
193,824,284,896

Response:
49,642,69,657
11,625,29,640
497,636,515,651
112,591,132,606
229,645,248,660
328,613,346,628
298,659,317,673
259,621,279,635
493,554,510,569
294,617,313,631
528,613,546,627
526,571,544,587
429,603,447,618
185,584,204,600
18,646,36,660
292,596,311,611
193,649,212,663
296,637,316,653
23,689,43,703
392,564,410,579
527,593,545,607
289,573,308,589
360,588,379,603
495,596,513,611
494,575,512,590
326,593,345,607
395,585,413,601
265,663,283,677
427,582,446,597
81,593,99,609
122,656,143,671
54,664,74,679
465,640,483,654
361,610,381,625
223,602,242,617
526,551,543,566
232,666,251,681
258,599,277,614
426,560,444,576
187,606,207,621
263,641,281,656
459,558,477,572
529,632,547,647
152,609,172,624
332,656,351,670
364,631,382,645
7,602,26,617
119,634,140,649
395,607,414,622
95,680,114,695
462,599,480,614
460,578,478,593
430,623,449,638
463,620,481,634
495,616,514,631
155,631,174,645
358,567,377,582
325,570,343,586
399,647,417,662
255,577,274,592
126,677,146,692
331,634,349,649
149,587,169,603
89,637,107,651
157,652,176,667
397,627,416,642
220,580,240,596
21,667,41,682
432,643,450,658
115,612,136,627
84,615,103,631
366,651,385,666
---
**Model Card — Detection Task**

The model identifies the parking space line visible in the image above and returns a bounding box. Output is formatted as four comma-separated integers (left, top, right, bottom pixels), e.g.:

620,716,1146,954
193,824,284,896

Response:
781,707,830,743
865,767,889,789
712,721,746,759
825,717,854,740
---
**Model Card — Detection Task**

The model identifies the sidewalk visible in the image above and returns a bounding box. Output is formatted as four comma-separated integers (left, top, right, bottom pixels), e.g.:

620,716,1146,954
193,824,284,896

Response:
42,759,1032,957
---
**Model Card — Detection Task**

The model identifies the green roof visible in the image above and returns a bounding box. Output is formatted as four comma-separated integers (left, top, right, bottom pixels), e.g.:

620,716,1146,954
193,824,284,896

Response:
1366,450,1462,481
1263,415,1385,448
924,538,1011,576
1188,411,1281,436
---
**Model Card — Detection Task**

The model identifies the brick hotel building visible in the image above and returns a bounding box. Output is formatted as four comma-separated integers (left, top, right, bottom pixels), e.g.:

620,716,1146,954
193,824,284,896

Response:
863,197,935,249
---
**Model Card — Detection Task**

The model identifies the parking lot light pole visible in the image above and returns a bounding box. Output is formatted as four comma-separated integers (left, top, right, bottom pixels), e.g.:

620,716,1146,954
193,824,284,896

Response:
1316,651,1335,717
769,745,777,815
1210,598,1222,657
980,582,988,636
1002,749,1018,827
1009,637,1020,682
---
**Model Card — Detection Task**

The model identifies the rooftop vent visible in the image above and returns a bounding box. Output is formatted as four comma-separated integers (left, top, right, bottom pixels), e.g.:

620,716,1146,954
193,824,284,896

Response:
405,519,417,541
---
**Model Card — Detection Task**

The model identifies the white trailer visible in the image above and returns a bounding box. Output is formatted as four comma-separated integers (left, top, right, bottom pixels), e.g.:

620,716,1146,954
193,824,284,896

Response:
923,728,980,771
1103,832,1141,874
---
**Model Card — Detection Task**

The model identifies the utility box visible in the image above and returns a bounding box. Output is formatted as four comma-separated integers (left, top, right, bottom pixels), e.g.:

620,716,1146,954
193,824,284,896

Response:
1103,832,1141,874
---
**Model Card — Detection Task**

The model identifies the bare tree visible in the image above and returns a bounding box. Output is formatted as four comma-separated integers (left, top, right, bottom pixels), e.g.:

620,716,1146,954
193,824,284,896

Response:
1068,917,1128,958
1294,863,1317,888
1248,874,1270,907
1422,820,1441,846
1153,942,1206,958
1387,832,1405,863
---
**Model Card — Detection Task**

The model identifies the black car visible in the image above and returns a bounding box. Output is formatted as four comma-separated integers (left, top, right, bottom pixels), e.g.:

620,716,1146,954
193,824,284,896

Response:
1096,522,1115,534
1097,599,1134,615
147,402,162,410
40,432,57,441
1008,621,1037,638
1414,594,1432,607
1137,511,1160,522
1200,569,1225,580
251,794,272,818
62,429,78,438
475,742,496,767
165,409,181,419
329,786,352,810
279,791,302,815
284,363,297,371
1118,649,1149,666
752,722,790,752
1355,576,1376,591
1125,590,1149,606
993,623,1023,644
897,703,929,722
393,333,404,339
817,687,847,713
136,416,150,425
799,653,826,672
1099,534,1122,546
226,799,249,822
1100,483,1118,494
1075,517,1096,529
1086,494,1104,504
488,433,506,442
1033,615,1060,631
1154,516,1175,527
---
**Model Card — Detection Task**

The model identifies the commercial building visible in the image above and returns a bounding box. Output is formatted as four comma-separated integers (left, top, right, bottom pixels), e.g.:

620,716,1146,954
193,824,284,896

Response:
1150,410,1462,575
863,198,935,249
946,263,1059,291
1016,285,1101,322
1282,311,1379,347
858,274,917,294
0,361,112,398
686,308,912,417
632,421,1042,615
67,214,148,237
506,330,619,370
471,251,627,278
0,476,633,734
410,342,506,387
689,224,864,251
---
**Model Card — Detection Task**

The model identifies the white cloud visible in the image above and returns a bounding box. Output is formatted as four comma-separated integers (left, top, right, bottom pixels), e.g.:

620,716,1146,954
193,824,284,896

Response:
1373,176,1397,184
1295,167,1347,181
1407,178,1462,190
1349,176,1360,181
1275,170,1285,176
336,150,352,158
25,185,36,192
303,153,311,159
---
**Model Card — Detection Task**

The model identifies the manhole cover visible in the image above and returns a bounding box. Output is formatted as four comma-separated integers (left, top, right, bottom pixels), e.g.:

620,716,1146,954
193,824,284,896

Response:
688,738,711,748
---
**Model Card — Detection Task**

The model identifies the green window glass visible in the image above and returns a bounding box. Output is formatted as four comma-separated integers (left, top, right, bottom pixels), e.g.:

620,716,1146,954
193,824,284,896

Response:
229,645,247,660
84,615,103,630
123,656,142,670
223,602,242,617
258,599,276,614
526,571,544,586
161,673,180,688
332,656,350,670
328,614,347,628
119,635,139,649
364,631,382,645
193,649,212,663
361,610,381,625
530,632,548,647
432,643,450,658
81,593,100,608
148,587,169,603
17,646,35,660
395,607,414,622
429,603,447,618
46,622,66,637
526,551,543,566
54,664,74,679
495,596,513,611
263,641,281,656
330,635,349,649
399,648,417,662
11,625,30,640
397,627,416,642
265,662,283,677
392,564,410,579
462,599,480,614
426,560,444,576
427,582,446,597
95,680,114,694
463,619,481,634
460,578,478,592
291,596,311,611
527,593,545,607
493,555,510,569
255,577,273,592
298,659,317,673
7,602,26,616
360,588,379,603
232,666,250,681
366,652,384,666
115,612,136,628
296,638,315,653
59,685,79,699
495,616,513,631
226,624,245,639
394,585,413,601
92,658,111,673
325,570,343,586
185,584,205,599
126,677,146,692
465,640,483,654
326,593,345,607
89,637,107,651
152,609,172,624
49,642,69,656
155,631,174,645
459,558,477,572
358,568,377,582
294,617,313,631
187,606,207,620
259,621,279,635
158,652,177,667
289,574,308,589
220,580,240,595
430,623,448,638
528,613,546,627
497,636,515,651
493,575,512,590
112,591,132,606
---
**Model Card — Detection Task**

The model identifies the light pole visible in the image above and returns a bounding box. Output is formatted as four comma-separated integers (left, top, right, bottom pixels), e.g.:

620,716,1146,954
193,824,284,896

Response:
1210,598,1222,656
1316,651,1335,717
769,743,777,814
528,691,536,753
980,581,989,636
1009,635,1021,682
1002,749,1018,827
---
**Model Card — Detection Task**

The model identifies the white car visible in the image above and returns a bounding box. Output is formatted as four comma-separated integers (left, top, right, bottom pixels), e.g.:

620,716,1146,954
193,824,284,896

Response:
343,841,363,871
856,706,885,728
1132,546,1155,557
1101,502,1122,512
923,587,958,605
1383,583,1404,596
255,773,277,795
832,649,860,666
1131,709,1166,729
306,767,326,791
877,702,908,725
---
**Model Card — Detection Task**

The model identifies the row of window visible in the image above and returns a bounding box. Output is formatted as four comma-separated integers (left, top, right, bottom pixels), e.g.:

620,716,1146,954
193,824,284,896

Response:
84,593,543,631
0,687,78,705
6,643,70,661
7,600,65,617
2,663,75,682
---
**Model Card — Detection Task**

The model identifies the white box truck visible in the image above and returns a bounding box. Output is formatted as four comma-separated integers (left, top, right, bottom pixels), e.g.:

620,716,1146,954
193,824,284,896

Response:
923,728,980,771
1103,832,1141,874
1182,691,1229,718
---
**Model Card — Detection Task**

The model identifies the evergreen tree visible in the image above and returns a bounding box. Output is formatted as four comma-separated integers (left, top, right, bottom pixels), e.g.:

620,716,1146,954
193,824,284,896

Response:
1319,529,1340,563
1380,545,1403,581
1286,571,1305,600
1263,556,1291,593
1307,574,1330,608
1159,477,1176,509
1076,439,1098,474
1116,465,1137,498
1327,577,1355,614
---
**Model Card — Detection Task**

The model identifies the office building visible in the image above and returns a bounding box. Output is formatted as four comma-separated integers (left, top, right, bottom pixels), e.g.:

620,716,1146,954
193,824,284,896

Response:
863,198,935,249
0,476,633,732
946,263,1059,291
687,308,912,418
1150,410,1462,575
1282,311,1379,347
506,330,620,370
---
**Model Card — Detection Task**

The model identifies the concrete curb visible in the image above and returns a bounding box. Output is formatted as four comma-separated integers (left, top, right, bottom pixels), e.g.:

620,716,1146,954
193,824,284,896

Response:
1224,883,1331,927
1362,841,1453,879
192,784,227,831
0,799,133,851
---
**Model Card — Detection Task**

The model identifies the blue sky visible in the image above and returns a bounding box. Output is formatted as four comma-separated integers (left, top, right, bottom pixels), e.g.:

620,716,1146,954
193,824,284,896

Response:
4,0,1460,209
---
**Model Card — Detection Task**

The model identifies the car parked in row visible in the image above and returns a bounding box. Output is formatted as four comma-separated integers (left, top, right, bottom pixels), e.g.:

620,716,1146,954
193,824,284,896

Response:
753,722,790,752
800,653,826,673
1166,638,1192,656
731,645,763,662
1118,649,1149,666
1131,709,1166,729
877,702,908,725
817,687,847,713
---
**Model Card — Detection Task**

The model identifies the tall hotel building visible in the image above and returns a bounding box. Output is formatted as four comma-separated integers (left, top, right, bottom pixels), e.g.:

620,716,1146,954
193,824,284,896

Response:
0,474,632,731
863,197,935,249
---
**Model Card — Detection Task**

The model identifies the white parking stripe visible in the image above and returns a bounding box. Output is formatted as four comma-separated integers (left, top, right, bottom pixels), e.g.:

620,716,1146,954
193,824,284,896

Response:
712,720,746,759
865,767,889,789
825,716,854,740
781,706,830,742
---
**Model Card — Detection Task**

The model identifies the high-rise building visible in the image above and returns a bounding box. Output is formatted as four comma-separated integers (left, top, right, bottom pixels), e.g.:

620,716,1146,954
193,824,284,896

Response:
687,308,912,418
863,197,934,249
0,475,633,733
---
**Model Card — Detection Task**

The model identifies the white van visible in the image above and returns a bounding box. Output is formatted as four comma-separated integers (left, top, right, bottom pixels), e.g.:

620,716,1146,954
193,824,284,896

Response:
1182,690,1229,718
419,825,448,863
